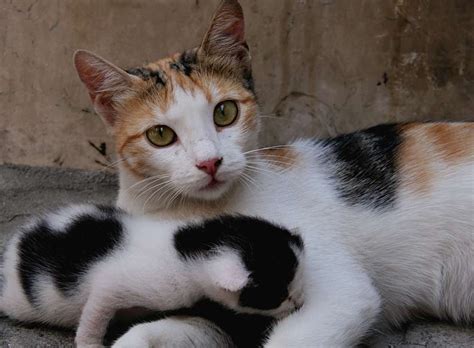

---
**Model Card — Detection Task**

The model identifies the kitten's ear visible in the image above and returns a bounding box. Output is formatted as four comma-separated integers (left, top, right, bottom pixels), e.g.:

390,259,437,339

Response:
73,50,138,127
199,0,249,61
207,252,250,292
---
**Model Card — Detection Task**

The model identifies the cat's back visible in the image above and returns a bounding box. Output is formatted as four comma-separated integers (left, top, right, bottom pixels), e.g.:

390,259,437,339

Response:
315,121,474,211
219,122,473,243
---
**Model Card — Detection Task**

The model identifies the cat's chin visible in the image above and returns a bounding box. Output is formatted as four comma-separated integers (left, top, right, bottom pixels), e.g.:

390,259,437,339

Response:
187,180,233,201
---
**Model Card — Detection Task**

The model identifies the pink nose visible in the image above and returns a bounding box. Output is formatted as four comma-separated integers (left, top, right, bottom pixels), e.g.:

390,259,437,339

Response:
196,157,223,176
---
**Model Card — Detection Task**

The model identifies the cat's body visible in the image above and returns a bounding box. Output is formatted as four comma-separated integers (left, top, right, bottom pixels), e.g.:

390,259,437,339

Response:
0,205,303,347
73,0,474,346
118,123,474,346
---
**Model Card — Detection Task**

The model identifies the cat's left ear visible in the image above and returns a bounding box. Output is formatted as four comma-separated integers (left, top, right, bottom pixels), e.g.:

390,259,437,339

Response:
199,0,249,64
74,50,140,127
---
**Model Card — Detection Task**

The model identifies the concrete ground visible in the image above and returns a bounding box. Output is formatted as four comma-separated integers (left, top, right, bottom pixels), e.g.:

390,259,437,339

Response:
1,164,473,347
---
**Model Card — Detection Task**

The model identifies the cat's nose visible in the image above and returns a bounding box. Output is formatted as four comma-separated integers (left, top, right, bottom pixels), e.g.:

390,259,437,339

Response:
196,157,223,176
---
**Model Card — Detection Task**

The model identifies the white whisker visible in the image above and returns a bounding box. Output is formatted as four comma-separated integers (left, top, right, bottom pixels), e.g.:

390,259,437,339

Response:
141,181,174,213
243,144,297,155
240,171,260,191
134,179,173,202
124,174,170,193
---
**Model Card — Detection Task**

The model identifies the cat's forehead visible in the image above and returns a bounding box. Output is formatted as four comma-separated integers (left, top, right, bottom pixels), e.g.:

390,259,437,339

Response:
124,50,253,111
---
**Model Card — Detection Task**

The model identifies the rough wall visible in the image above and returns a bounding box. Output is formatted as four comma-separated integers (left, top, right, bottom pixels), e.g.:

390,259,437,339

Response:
1,0,473,170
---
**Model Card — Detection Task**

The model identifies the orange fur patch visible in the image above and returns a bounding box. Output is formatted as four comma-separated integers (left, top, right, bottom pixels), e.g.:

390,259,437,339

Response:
398,123,432,194
398,122,474,195
259,147,298,169
425,123,474,163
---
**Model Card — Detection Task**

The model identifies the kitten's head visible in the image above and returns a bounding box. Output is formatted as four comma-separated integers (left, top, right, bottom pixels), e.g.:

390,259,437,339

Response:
74,0,259,202
175,216,305,318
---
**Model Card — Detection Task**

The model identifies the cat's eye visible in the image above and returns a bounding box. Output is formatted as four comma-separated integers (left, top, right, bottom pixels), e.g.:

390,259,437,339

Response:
146,125,177,147
214,100,238,127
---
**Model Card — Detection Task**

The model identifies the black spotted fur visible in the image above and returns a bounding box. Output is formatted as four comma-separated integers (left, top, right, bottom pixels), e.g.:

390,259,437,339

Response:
126,67,166,86
322,124,402,210
18,207,124,304
170,49,198,76
175,215,303,310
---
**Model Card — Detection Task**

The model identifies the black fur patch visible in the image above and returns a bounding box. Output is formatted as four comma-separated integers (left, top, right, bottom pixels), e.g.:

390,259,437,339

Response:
322,124,402,210
180,299,274,348
175,215,302,311
170,49,197,76
126,67,166,86
242,68,255,93
18,207,124,304
105,300,274,348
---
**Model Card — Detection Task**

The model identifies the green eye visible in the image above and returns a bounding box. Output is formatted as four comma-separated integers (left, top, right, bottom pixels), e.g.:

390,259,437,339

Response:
214,100,238,127
146,125,177,147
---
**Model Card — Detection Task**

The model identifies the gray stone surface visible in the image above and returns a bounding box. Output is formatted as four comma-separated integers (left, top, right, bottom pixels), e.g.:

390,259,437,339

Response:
0,164,472,347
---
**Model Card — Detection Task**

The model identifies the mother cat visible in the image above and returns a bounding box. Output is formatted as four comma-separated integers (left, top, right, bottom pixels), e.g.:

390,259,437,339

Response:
74,0,474,346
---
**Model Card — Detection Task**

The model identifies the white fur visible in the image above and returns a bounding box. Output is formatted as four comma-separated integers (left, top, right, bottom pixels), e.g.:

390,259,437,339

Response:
117,136,474,347
117,85,256,209
1,210,301,347
203,248,250,292
74,29,473,347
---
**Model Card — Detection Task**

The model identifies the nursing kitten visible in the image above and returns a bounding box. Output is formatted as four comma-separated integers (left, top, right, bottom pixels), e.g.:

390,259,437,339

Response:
74,0,474,346
0,204,303,347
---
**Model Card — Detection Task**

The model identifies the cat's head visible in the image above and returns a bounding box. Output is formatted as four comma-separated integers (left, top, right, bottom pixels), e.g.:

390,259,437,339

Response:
175,216,305,318
74,0,259,202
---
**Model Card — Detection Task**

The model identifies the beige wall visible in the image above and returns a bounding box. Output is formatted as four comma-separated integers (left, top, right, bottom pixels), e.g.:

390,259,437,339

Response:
1,0,473,170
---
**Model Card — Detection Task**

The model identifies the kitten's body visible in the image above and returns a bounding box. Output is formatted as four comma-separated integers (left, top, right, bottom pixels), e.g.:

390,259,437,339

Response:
1,205,303,347
73,0,474,346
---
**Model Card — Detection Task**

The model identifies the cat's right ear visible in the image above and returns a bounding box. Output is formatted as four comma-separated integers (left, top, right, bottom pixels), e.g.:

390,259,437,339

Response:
73,50,139,127
199,0,249,63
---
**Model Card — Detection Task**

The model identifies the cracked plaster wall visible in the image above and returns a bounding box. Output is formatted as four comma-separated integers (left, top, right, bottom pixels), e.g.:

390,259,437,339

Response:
1,0,473,170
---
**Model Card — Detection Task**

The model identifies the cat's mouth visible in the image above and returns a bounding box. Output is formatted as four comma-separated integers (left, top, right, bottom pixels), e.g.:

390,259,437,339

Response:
201,178,223,191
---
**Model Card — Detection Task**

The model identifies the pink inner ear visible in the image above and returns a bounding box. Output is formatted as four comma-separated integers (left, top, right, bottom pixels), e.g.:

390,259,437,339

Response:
225,18,245,43
93,94,116,127
74,51,130,127
75,58,104,95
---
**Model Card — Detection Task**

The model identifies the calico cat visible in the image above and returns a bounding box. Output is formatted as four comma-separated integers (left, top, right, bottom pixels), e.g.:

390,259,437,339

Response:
0,204,304,347
74,0,474,346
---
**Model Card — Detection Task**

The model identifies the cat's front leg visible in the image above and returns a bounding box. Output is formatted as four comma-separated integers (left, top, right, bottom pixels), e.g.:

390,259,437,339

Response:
75,292,119,348
265,250,381,347
112,316,233,348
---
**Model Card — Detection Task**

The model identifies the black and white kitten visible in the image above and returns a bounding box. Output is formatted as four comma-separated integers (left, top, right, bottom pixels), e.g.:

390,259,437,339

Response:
0,204,304,347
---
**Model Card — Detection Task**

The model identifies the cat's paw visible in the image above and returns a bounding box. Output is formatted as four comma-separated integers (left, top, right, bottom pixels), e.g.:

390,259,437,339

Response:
112,318,230,348
112,325,154,348
76,343,105,348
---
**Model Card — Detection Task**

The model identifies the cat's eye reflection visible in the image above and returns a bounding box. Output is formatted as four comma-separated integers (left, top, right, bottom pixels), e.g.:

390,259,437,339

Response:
146,125,177,147
214,100,239,127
